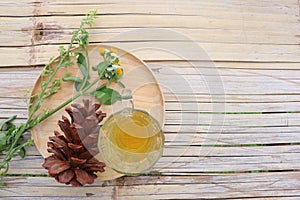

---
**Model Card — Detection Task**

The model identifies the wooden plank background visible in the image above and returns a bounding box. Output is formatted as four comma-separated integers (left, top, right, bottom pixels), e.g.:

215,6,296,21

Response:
1,0,300,199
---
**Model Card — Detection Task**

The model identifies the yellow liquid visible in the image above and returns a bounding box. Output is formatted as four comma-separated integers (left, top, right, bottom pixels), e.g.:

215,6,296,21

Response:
108,110,163,154
99,109,164,173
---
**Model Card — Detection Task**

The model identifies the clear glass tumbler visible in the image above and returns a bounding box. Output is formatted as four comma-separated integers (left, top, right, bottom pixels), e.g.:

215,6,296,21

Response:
98,92,164,174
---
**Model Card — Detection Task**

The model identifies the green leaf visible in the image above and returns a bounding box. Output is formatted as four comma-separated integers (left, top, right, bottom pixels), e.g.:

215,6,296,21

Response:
77,53,89,79
92,61,110,76
0,131,8,153
0,125,17,154
78,33,89,46
75,80,90,92
63,70,90,92
18,148,26,158
3,122,14,132
62,76,83,83
59,46,66,57
0,115,17,131
92,87,122,105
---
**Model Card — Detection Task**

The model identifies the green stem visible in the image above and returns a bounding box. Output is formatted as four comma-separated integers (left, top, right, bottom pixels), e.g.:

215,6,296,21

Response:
10,138,33,156
28,29,80,121
35,76,102,126
28,54,68,121
35,67,110,127
1,10,98,182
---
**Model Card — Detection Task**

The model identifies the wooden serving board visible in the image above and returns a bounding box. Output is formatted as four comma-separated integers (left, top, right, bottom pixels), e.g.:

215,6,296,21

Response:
31,45,165,180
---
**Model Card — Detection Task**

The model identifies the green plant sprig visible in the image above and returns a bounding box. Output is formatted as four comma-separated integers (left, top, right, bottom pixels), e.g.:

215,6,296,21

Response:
0,9,125,185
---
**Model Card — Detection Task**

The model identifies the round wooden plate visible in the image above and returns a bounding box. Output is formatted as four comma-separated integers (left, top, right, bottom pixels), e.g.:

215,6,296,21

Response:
31,45,165,180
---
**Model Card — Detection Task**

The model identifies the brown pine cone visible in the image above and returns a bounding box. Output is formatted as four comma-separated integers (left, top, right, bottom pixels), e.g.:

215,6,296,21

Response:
42,99,107,186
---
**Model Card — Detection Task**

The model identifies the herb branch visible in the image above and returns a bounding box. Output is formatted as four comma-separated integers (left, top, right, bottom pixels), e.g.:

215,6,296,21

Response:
0,10,125,185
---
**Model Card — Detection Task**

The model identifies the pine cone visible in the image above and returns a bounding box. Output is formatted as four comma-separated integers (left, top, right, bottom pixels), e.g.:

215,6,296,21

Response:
42,99,107,186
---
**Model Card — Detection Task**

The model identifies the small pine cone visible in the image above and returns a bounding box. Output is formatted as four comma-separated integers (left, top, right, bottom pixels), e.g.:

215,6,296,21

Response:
42,99,107,186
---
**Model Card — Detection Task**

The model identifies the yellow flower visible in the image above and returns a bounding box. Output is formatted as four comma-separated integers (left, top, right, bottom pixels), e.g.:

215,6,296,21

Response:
113,60,119,65
99,48,106,55
115,67,123,77
110,47,117,54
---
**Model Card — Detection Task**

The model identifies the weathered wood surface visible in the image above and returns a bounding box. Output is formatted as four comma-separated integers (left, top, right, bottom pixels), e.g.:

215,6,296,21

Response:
3,172,300,199
1,0,300,199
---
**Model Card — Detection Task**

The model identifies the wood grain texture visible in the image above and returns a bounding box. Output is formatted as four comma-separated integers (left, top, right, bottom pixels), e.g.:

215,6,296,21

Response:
4,144,300,174
1,0,300,199
2,172,300,199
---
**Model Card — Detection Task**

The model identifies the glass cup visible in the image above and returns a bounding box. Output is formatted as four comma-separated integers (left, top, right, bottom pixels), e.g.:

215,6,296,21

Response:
98,90,164,174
